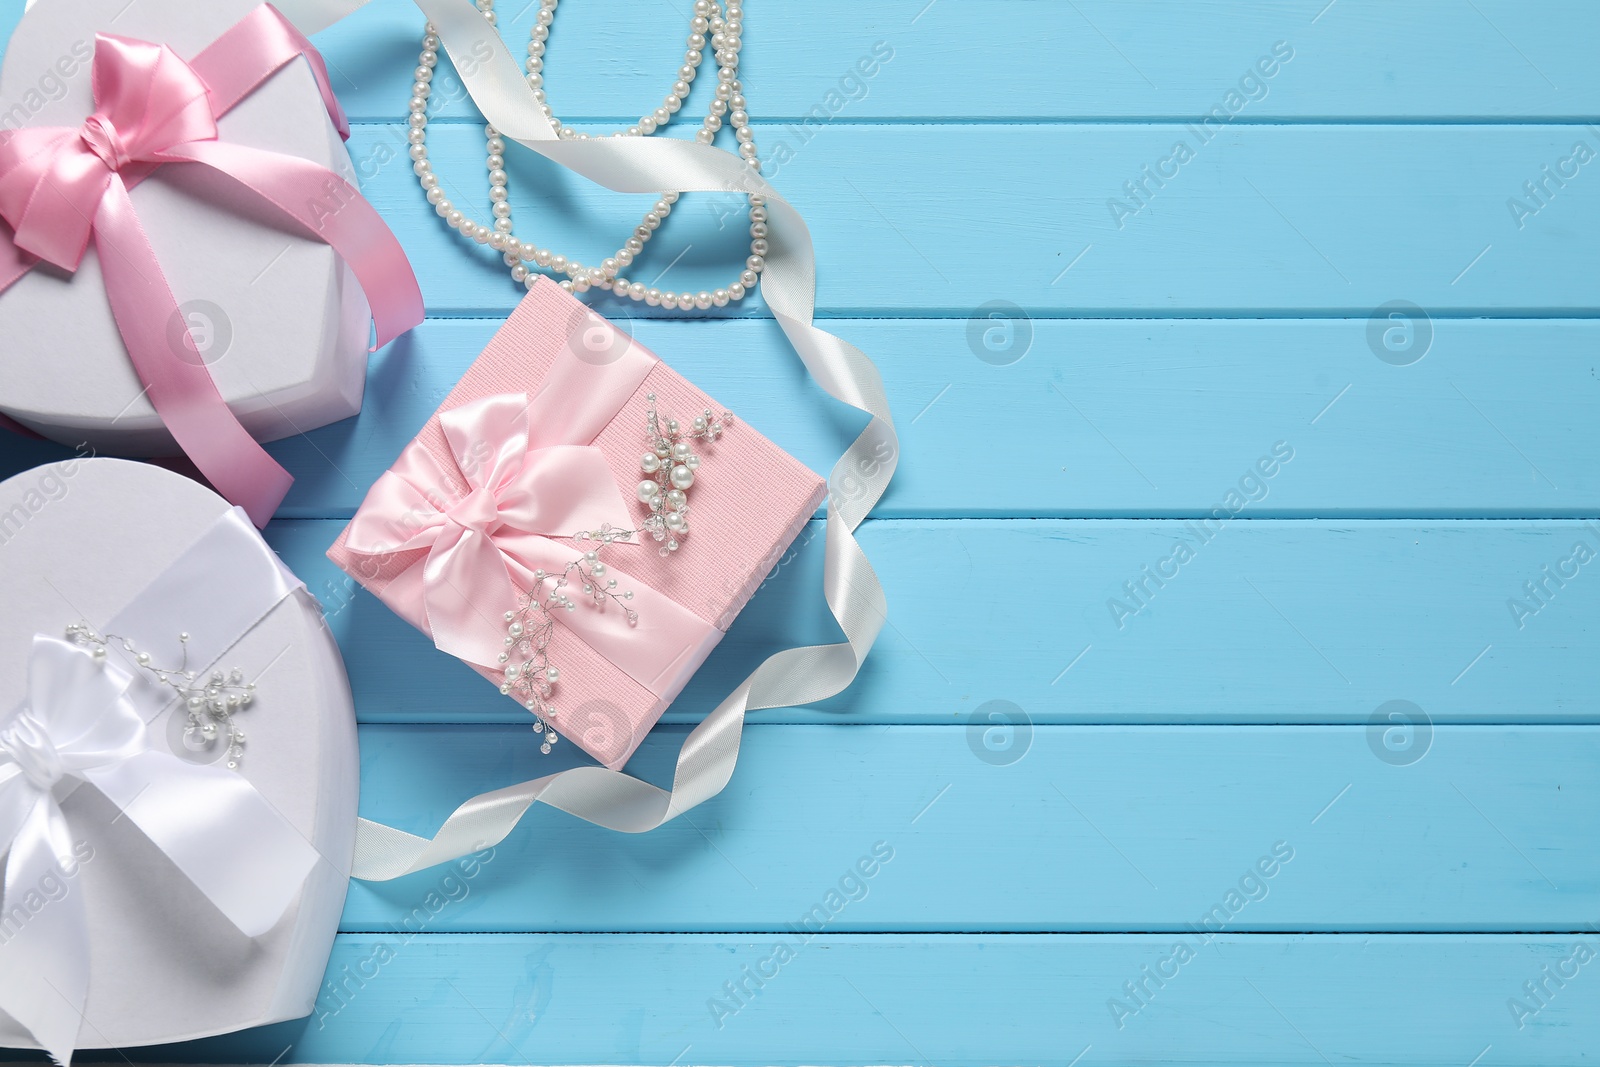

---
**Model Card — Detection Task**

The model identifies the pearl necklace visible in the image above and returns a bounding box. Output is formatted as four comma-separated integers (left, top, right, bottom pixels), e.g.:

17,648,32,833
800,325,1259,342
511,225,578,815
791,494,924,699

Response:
407,0,768,311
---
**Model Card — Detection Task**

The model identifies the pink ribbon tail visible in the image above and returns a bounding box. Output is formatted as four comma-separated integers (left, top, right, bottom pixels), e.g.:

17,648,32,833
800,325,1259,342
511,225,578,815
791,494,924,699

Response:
92,176,292,526
161,140,422,349
0,223,37,295
189,3,350,140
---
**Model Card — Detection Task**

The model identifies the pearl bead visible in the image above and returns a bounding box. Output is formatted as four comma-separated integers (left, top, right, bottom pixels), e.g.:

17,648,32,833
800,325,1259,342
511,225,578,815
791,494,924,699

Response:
666,489,687,508
685,454,701,469
641,453,662,473
590,563,607,578
545,666,560,682
665,512,685,531
670,465,695,490
672,442,691,461
637,480,660,502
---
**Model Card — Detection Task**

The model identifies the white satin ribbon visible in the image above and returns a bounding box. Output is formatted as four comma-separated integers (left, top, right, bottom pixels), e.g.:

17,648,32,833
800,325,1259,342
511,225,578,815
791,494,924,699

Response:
344,0,898,879
0,508,320,1066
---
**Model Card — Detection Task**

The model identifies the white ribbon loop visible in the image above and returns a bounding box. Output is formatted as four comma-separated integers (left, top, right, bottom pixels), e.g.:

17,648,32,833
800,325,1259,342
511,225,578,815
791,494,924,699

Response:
348,0,898,880
0,635,320,1066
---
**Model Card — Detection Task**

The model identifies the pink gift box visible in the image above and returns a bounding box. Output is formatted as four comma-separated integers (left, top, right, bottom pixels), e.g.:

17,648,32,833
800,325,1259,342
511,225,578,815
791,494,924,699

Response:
328,278,824,769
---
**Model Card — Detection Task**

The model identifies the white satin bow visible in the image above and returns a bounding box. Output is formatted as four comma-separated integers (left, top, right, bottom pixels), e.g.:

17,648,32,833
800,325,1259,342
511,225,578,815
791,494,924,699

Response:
0,636,319,1067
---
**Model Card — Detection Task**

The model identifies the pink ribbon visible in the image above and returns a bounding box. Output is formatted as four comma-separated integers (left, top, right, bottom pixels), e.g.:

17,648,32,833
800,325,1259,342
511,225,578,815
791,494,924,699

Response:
345,389,719,702
0,5,423,527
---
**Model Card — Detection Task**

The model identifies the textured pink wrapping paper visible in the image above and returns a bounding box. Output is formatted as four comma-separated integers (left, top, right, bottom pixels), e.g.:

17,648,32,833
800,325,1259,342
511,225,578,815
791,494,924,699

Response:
328,278,825,769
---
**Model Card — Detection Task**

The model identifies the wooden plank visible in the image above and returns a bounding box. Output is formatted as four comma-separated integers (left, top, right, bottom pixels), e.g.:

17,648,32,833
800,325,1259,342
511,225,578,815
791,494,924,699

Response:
344,121,1600,317
265,518,1600,726
6,318,1596,519
341,723,1600,932
277,316,1600,518
311,0,1600,123
133,934,1600,1065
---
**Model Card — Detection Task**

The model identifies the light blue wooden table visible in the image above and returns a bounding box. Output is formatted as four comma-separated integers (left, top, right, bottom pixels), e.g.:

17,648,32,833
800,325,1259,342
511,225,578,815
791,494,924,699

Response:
3,1,1598,1063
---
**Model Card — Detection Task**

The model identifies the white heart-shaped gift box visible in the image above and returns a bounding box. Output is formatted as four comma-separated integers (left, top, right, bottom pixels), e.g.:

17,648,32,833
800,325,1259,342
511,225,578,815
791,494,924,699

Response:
0,458,357,1051
0,0,370,454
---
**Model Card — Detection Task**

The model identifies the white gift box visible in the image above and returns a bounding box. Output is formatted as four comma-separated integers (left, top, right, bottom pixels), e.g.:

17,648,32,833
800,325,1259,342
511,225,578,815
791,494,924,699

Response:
0,0,370,455
0,457,357,1052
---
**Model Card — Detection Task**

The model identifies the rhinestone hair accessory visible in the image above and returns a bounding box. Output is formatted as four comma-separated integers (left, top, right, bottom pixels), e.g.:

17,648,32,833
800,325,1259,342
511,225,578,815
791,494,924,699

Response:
498,394,731,752
64,622,256,769
635,393,732,556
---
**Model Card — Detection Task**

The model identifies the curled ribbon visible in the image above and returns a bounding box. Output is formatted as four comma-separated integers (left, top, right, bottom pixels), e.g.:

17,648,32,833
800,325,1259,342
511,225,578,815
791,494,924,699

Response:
0,635,320,1067
0,5,424,527
344,392,719,715
333,0,898,879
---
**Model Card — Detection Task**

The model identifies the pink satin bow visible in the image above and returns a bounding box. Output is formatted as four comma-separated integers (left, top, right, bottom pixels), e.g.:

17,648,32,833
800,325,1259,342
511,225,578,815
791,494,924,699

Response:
0,7,423,526
346,394,634,664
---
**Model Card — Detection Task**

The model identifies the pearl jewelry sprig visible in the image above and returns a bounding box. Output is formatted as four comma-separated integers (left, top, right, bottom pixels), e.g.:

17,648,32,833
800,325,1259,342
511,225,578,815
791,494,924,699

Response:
496,395,731,753
636,392,730,556
64,623,256,769
499,524,640,752
407,0,769,309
